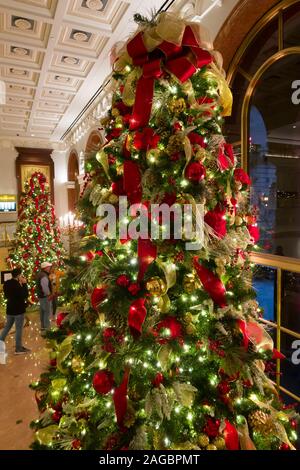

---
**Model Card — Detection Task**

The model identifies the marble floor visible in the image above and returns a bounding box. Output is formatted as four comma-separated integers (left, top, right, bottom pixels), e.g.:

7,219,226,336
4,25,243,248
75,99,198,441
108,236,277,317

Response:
0,311,50,450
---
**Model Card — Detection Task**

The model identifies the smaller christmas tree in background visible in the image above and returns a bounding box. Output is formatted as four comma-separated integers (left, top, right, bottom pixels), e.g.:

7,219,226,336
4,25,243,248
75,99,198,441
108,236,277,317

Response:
7,172,65,302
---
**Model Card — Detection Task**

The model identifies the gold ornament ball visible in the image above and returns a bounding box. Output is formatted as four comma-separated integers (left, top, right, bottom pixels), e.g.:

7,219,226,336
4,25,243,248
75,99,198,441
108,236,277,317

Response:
213,437,226,450
171,441,198,450
169,97,186,115
111,107,120,117
186,324,196,335
183,273,197,294
146,277,167,296
115,116,123,127
206,444,218,450
71,356,84,374
184,312,194,324
198,434,210,448
157,295,171,313
235,216,244,226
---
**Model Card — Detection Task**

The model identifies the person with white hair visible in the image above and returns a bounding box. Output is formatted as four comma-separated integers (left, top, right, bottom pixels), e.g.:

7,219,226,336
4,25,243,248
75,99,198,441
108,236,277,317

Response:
36,262,53,333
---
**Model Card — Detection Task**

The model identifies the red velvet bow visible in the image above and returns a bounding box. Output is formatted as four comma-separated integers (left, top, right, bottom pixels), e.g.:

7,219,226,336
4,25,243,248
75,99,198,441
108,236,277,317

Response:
137,238,157,282
126,26,213,130
123,160,142,204
224,420,239,450
113,368,130,430
128,298,147,337
237,320,264,351
193,257,227,307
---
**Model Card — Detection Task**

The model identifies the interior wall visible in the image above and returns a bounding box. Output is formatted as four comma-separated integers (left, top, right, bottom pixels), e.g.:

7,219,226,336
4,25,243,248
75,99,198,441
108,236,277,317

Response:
0,142,18,223
50,149,69,220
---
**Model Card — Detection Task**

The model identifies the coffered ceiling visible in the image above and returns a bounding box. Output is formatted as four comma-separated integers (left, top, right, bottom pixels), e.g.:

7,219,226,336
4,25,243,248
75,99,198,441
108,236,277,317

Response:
0,0,237,144
0,0,166,142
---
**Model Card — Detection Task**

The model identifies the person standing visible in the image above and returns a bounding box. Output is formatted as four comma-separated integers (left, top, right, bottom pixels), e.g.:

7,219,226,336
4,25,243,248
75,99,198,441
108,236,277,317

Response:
37,262,52,332
0,268,30,355
49,266,57,318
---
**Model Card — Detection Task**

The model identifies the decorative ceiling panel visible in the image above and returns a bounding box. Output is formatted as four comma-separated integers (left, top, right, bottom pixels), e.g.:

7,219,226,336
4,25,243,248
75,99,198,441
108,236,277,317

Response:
7,84,35,98
35,110,61,120
67,0,128,29
0,0,165,139
41,88,72,101
50,53,93,77
0,11,51,46
0,106,29,116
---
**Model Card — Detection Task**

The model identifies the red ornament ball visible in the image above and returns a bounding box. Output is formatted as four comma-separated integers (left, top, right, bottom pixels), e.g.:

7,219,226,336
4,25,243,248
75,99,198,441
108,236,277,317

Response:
91,287,107,310
279,443,290,451
103,327,117,341
56,312,67,328
152,372,164,388
128,282,140,296
92,370,115,395
185,161,206,183
217,381,230,395
116,274,130,287
203,417,220,438
51,410,62,423
290,419,298,429
72,439,81,450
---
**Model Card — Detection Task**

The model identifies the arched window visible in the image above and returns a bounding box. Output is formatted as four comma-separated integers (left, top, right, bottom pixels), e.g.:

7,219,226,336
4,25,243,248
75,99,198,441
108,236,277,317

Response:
85,130,103,154
67,150,79,212
222,0,300,407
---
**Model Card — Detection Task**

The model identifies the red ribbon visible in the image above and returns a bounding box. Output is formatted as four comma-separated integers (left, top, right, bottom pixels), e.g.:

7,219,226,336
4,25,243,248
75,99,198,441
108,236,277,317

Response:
237,319,249,350
113,368,130,430
127,26,213,130
128,298,147,337
237,320,264,351
137,238,157,282
193,257,227,307
123,160,142,204
272,348,286,360
224,420,239,450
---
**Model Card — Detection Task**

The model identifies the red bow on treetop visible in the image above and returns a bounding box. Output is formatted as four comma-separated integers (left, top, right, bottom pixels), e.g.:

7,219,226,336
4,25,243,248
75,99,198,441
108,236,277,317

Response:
126,26,213,130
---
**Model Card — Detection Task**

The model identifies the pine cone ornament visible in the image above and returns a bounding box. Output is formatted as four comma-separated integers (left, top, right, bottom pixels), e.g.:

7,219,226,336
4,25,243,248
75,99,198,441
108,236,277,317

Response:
248,410,269,432
166,134,184,155
123,404,136,428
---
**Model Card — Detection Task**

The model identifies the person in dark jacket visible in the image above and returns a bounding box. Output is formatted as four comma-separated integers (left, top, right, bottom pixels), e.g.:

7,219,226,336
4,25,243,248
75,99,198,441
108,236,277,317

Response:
0,267,30,355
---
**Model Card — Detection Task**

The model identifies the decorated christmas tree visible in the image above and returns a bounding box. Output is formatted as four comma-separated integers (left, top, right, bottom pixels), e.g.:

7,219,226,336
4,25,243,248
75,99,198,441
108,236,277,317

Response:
31,13,298,450
7,172,64,302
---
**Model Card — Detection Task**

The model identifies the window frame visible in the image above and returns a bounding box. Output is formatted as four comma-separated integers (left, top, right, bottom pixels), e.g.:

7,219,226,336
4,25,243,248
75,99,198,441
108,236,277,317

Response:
226,0,300,403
